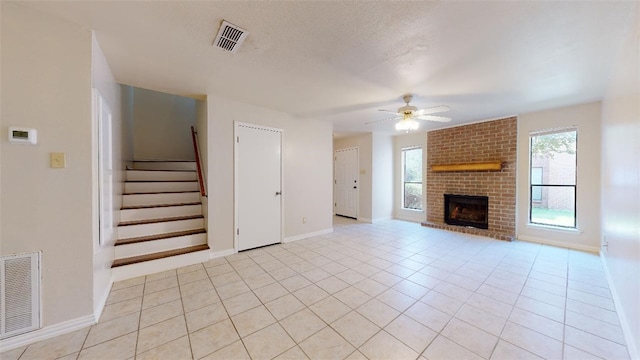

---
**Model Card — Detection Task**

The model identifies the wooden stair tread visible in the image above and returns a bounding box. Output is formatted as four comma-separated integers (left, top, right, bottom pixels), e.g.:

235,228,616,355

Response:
112,244,209,268
125,180,198,183
119,215,203,227
123,190,200,195
115,229,206,246
133,160,196,162
121,202,201,210
126,169,196,172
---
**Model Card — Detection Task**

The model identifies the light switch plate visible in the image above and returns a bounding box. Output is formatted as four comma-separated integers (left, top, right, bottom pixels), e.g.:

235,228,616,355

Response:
50,152,66,168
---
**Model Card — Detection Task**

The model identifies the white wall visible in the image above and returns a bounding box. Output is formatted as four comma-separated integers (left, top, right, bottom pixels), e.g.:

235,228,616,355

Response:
393,132,427,222
132,88,196,161
91,34,123,316
372,133,394,221
206,95,333,253
1,3,94,326
334,134,373,221
600,6,639,358
516,102,602,252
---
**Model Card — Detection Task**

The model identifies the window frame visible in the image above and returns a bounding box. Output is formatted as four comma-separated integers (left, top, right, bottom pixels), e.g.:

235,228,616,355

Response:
528,128,577,229
401,146,423,211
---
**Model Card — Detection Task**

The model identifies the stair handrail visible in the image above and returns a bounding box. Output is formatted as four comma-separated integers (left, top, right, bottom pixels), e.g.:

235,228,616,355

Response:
191,126,207,197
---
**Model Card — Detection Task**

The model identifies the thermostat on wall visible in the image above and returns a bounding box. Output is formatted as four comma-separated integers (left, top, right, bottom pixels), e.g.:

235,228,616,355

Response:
8,127,37,145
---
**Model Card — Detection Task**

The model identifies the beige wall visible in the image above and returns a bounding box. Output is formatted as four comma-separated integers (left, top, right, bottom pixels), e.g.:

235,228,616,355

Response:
206,95,333,253
601,6,639,358
334,134,373,221
120,85,134,165
132,88,196,161
516,102,602,252
393,132,427,222
91,34,123,315
1,3,94,325
195,99,208,231
372,133,394,221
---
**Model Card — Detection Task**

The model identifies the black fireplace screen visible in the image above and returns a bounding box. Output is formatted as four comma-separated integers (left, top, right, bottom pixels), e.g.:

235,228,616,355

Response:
444,194,489,229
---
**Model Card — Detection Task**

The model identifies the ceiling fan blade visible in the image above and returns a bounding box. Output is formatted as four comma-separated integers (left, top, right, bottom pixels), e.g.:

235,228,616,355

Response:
378,109,399,114
414,105,451,116
415,115,451,122
366,116,400,125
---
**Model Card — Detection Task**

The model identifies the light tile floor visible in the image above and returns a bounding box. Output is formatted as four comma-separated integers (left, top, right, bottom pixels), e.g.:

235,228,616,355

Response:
2,217,630,360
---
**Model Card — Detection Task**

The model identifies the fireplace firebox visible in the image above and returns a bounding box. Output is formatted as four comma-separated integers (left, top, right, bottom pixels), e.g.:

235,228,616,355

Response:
444,194,489,229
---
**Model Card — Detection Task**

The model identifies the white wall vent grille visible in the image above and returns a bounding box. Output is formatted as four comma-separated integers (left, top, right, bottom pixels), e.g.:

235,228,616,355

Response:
1,252,40,339
213,20,248,54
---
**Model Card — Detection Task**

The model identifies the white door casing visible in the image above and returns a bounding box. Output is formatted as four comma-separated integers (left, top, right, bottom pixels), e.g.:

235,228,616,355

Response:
234,122,283,252
95,90,114,246
334,148,358,218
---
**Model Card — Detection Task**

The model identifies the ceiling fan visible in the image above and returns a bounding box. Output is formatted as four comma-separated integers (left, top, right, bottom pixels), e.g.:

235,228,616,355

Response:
366,94,451,131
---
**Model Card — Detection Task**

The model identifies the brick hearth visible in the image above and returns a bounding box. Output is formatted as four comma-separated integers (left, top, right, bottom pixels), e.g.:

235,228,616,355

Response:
422,117,517,241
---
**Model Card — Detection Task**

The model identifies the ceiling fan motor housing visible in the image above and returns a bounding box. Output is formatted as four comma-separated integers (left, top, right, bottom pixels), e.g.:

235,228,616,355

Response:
398,105,418,114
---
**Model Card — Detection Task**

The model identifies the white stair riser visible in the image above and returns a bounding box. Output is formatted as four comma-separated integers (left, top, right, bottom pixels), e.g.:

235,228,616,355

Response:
114,233,207,259
125,181,199,193
123,192,201,207
120,204,202,222
132,162,197,171
118,218,204,239
111,249,210,282
126,170,197,181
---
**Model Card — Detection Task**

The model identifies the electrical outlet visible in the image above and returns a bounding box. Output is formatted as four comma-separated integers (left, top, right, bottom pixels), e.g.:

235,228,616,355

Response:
303,217,307,224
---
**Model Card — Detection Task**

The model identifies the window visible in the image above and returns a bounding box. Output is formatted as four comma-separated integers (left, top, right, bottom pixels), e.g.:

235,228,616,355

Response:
402,147,423,210
529,129,577,228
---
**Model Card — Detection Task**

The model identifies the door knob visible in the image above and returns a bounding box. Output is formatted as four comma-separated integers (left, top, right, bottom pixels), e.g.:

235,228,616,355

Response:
353,186,357,189
275,191,282,196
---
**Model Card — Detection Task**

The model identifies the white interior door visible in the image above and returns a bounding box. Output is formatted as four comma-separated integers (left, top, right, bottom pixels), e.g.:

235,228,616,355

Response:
334,148,358,218
236,123,282,251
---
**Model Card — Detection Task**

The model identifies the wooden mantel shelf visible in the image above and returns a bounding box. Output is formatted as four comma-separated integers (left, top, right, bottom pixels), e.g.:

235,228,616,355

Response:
431,161,503,172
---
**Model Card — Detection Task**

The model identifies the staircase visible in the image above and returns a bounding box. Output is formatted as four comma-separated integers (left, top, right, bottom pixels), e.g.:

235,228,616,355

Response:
111,160,210,281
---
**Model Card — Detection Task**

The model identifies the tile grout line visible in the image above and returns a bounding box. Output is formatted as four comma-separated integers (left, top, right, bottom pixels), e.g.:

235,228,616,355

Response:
133,276,146,358
178,264,197,360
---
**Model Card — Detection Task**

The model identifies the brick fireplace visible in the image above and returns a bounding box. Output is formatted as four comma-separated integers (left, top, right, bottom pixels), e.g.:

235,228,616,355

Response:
422,117,517,241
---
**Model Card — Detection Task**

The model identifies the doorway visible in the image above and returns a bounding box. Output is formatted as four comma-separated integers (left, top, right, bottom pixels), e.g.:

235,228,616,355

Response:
234,122,283,251
334,147,358,219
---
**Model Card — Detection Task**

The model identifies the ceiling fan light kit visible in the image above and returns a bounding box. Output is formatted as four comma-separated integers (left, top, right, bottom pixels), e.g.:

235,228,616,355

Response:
395,116,420,132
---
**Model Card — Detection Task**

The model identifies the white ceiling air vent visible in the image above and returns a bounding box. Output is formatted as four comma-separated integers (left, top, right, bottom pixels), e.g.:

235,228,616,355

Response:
213,20,248,54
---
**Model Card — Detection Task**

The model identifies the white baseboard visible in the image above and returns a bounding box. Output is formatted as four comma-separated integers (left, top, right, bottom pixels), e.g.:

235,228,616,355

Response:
284,228,333,243
516,235,599,253
393,215,424,223
94,279,113,323
0,314,95,352
356,217,391,224
600,253,638,360
210,248,235,258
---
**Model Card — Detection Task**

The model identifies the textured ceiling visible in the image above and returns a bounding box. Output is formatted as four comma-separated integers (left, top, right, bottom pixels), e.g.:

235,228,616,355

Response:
18,1,636,134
